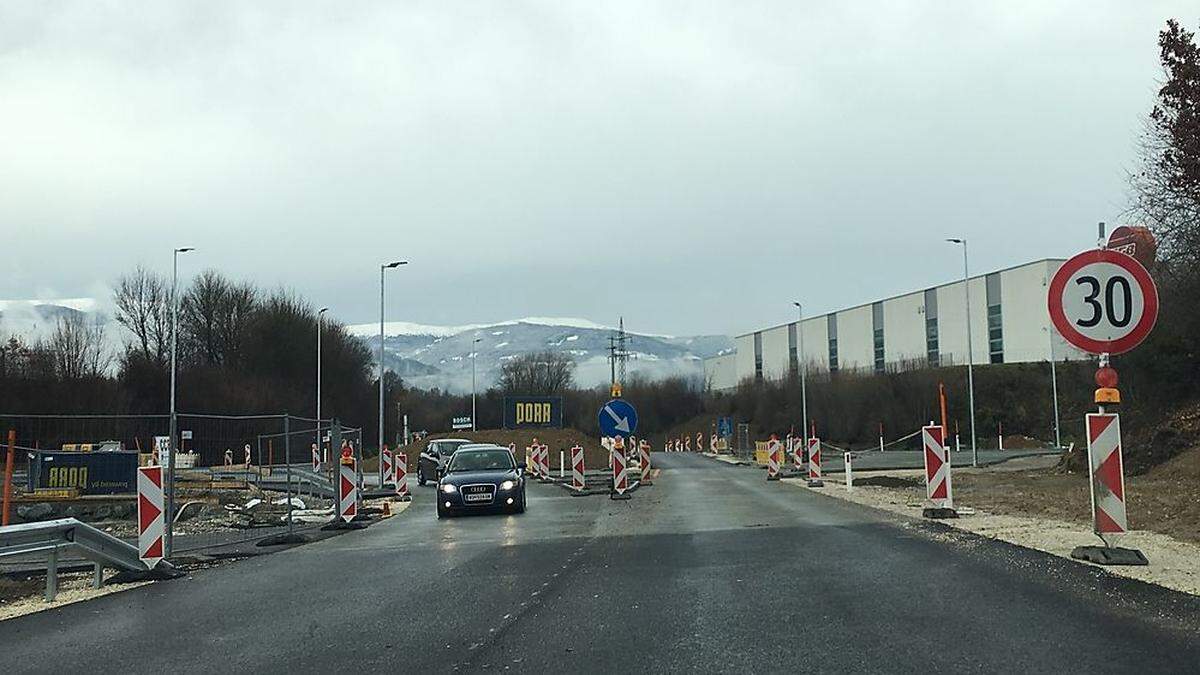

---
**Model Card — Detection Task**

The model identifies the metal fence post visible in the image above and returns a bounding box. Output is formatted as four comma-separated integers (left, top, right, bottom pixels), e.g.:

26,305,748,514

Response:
46,548,58,602
330,420,342,493
284,414,293,535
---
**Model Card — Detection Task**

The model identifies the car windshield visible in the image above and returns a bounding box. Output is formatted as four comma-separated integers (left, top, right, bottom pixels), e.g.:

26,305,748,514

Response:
446,449,514,473
435,441,467,455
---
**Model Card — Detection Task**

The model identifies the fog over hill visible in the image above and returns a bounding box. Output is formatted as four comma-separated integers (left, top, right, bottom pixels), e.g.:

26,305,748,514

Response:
347,317,733,393
1,302,733,393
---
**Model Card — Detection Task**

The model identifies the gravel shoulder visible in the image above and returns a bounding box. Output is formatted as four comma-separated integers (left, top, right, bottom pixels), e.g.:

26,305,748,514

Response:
782,463,1200,596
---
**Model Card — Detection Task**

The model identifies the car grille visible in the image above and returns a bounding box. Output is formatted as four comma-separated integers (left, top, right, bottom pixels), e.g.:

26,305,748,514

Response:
460,483,496,505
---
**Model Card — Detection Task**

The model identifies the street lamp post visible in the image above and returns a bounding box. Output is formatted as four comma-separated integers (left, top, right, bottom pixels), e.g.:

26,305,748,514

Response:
471,336,482,432
317,306,328,470
166,246,194,557
379,261,407,460
946,238,978,467
1045,326,1062,448
792,302,808,447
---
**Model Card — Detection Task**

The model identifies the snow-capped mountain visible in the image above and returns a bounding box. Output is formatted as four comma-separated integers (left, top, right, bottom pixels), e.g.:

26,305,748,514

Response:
348,317,733,393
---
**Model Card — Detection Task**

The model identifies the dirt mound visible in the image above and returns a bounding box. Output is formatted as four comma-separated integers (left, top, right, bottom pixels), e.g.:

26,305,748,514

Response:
1057,400,1200,475
1001,434,1047,450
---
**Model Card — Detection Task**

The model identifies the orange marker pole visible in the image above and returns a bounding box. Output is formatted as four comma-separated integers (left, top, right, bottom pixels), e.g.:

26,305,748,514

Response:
3,430,15,526
939,383,949,440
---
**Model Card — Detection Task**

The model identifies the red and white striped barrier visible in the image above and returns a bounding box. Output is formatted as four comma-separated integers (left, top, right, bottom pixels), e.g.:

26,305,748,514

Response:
539,444,550,480
1086,413,1128,539
675,438,682,453
639,439,652,483
243,444,251,465
922,424,953,511
381,449,394,487
570,445,585,491
311,443,321,472
790,435,803,471
695,432,703,453
807,437,823,486
137,466,165,568
224,449,233,467
710,433,718,452
339,463,358,522
684,435,691,452
395,452,410,500
611,443,628,496
766,436,782,480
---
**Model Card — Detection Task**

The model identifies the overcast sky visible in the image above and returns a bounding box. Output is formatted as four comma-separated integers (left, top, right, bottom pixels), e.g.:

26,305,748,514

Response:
2,2,1193,336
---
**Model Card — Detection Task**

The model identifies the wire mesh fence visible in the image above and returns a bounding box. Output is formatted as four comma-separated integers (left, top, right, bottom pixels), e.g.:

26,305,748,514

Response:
0,412,368,563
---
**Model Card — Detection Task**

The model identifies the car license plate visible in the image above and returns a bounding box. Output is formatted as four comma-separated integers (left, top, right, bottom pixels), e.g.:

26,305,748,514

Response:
465,492,492,503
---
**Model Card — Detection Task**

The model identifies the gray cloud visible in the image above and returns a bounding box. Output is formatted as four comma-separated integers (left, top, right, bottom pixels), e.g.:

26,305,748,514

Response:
1,1,1192,336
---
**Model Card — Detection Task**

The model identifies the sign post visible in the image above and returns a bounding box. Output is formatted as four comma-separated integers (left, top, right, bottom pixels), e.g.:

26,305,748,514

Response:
1049,247,1157,565
571,445,585,492
766,436,781,481
395,452,410,501
338,449,357,523
922,423,955,519
137,466,165,569
806,437,823,488
638,439,652,486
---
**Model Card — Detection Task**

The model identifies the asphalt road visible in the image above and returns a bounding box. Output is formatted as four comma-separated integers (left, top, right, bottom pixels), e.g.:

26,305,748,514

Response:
3,452,1199,673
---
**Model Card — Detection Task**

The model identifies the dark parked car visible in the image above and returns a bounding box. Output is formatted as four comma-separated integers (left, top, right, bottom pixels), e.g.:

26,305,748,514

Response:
417,438,470,486
436,445,526,518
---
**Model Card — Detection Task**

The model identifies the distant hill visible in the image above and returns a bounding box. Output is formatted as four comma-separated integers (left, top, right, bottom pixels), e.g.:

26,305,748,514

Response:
347,317,732,393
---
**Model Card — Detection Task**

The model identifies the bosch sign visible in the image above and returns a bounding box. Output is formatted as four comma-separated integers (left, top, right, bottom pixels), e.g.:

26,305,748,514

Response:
504,396,563,429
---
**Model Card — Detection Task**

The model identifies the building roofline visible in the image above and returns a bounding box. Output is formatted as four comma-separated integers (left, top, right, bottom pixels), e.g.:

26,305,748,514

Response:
733,257,1066,339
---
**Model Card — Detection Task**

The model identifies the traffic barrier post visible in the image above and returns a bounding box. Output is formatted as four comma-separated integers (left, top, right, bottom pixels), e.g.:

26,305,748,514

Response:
766,436,781,481
807,437,824,487
559,449,565,478
395,452,410,501
1068,412,1148,564
381,449,393,487
790,435,803,471
610,443,630,499
571,445,585,491
311,443,321,472
137,465,165,569
639,440,652,485
844,452,853,490
339,458,358,522
539,444,550,481
921,423,955,518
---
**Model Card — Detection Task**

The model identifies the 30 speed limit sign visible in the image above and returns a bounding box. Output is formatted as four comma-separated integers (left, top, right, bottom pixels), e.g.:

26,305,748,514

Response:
1048,249,1158,354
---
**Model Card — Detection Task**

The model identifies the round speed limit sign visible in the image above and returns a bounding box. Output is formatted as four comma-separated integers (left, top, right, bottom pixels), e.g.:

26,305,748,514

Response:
1048,249,1158,354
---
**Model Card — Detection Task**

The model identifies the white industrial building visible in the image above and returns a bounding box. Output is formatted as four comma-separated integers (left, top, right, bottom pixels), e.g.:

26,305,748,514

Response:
704,258,1089,391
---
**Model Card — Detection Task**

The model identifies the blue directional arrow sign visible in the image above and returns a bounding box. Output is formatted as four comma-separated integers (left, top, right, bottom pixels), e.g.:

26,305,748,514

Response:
717,417,733,438
598,399,638,438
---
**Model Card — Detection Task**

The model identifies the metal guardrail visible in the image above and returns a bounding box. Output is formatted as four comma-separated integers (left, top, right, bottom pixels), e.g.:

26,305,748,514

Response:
0,518,164,602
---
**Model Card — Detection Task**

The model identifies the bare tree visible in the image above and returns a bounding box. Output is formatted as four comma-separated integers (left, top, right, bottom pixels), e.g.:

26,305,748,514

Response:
46,313,110,379
497,351,575,395
1130,20,1200,272
113,266,171,365
180,270,259,367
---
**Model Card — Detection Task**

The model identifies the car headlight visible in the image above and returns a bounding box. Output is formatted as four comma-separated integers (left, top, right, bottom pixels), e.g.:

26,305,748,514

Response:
499,480,515,491
440,483,458,494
